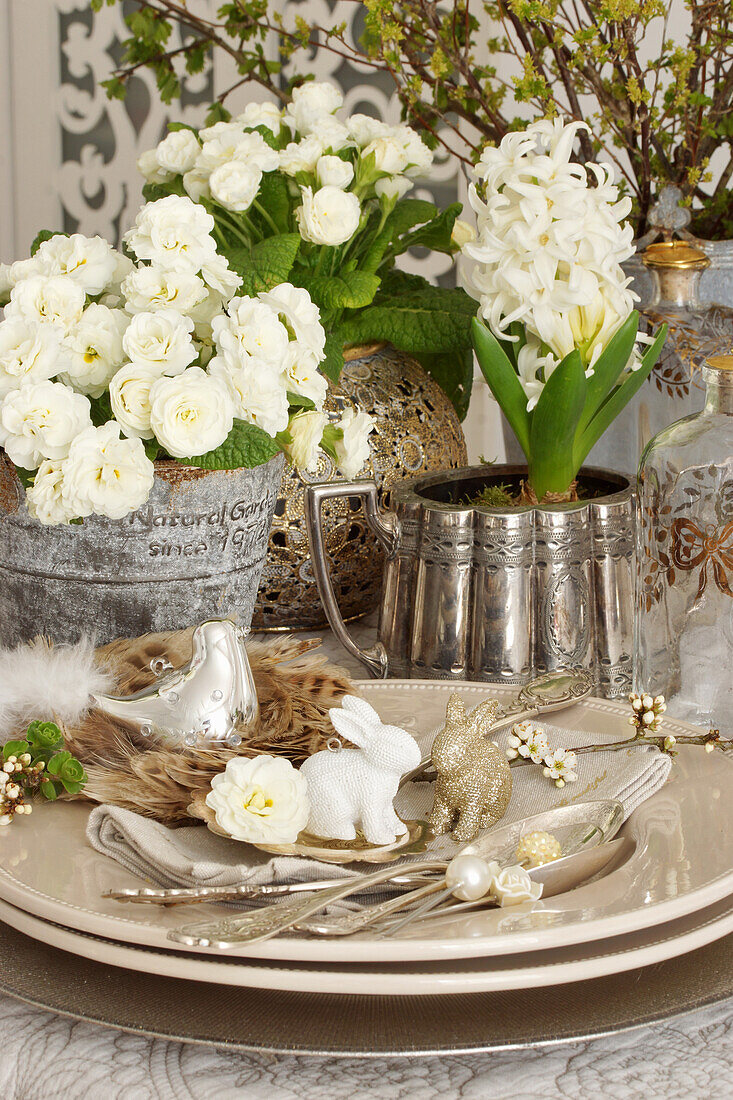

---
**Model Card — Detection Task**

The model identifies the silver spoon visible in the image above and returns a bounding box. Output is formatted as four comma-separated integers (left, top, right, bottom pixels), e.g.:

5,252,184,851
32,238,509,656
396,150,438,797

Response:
399,667,593,788
297,837,632,938
104,871,437,907
168,800,622,949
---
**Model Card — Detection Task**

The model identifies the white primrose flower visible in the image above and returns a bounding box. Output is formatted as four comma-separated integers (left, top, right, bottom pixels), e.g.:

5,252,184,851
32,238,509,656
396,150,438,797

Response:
25,459,77,526
348,113,391,147
149,367,234,458
363,124,432,179
375,176,413,203
0,318,64,399
122,309,197,377
121,266,208,316
198,120,247,143
34,234,120,296
282,345,328,409
196,130,279,175
313,116,352,154
316,155,354,190
155,128,201,175
258,283,326,359
208,356,290,438
236,100,283,134
199,254,242,300
0,257,43,297
209,161,262,213
212,296,290,370
279,135,327,177
296,185,361,247
5,274,85,333
123,195,219,274
205,754,310,845
288,410,328,473
137,148,174,185
61,303,129,397
332,406,375,478
284,81,343,136
182,166,211,203
0,380,91,468
61,421,155,521
109,362,159,440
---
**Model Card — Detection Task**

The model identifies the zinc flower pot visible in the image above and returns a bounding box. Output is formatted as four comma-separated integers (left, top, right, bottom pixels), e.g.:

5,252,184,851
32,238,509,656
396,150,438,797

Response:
306,464,634,698
253,344,467,631
0,452,285,648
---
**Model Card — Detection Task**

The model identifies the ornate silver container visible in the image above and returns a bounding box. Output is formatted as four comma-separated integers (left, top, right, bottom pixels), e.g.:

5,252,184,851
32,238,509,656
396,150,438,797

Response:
305,465,635,698
0,453,285,648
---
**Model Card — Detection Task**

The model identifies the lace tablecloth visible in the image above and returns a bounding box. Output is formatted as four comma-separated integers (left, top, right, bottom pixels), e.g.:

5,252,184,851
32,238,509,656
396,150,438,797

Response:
1,624,731,1099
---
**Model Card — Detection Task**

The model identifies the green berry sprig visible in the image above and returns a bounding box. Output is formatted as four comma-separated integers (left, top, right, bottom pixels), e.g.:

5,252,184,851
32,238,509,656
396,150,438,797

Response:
0,722,87,825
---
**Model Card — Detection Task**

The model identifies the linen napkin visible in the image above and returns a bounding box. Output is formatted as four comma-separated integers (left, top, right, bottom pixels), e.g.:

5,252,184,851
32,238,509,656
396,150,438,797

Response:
86,722,671,889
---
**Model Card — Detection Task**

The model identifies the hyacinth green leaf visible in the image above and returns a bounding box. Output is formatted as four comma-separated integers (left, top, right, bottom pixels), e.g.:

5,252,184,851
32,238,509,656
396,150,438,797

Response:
184,420,282,469
575,324,668,466
528,349,586,499
472,317,531,458
578,311,640,434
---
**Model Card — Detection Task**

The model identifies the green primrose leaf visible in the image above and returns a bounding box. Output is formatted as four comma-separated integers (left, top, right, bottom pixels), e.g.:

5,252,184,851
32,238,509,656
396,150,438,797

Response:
226,234,300,295
184,419,282,469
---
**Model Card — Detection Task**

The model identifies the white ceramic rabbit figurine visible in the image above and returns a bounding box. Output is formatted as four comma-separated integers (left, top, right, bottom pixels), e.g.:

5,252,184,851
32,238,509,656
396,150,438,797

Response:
300,695,422,845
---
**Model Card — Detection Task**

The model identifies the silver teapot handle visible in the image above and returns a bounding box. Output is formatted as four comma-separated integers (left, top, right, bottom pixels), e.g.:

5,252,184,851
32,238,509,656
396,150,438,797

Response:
304,481,397,679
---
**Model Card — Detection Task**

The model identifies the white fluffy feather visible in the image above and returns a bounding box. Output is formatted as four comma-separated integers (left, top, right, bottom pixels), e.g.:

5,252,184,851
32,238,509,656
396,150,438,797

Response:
0,636,115,738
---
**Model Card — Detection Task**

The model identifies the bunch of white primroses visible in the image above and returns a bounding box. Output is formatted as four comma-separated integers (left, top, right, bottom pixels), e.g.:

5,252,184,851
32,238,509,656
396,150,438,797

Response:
0,196,373,526
463,118,642,410
139,82,433,247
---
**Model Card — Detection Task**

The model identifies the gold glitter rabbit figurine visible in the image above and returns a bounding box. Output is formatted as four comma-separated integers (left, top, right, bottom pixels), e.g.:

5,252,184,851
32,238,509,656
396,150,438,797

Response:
429,694,513,842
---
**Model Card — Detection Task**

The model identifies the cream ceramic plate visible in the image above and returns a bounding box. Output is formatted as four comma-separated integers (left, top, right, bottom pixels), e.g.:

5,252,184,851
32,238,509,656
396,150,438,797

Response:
0,681,731,964
1,891,733,995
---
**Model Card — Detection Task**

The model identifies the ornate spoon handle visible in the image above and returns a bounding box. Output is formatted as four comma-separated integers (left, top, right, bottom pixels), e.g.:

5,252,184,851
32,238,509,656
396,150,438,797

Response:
168,859,449,947
296,881,444,936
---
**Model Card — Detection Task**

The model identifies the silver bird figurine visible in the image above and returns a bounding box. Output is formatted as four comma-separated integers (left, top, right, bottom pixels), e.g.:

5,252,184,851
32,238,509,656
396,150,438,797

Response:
93,619,259,748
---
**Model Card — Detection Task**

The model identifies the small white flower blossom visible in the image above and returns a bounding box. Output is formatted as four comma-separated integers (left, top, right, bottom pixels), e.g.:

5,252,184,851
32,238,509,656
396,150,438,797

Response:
284,81,343,136
332,406,375,479
62,422,155,521
288,410,328,473
149,367,234,458
316,155,354,190
236,101,283,134
206,755,310,845
61,303,129,397
296,186,361,247
122,310,197,377
137,148,174,185
109,362,159,440
155,129,201,175
0,318,64,399
542,748,578,787
0,380,91,468
25,459,76,526
121,266,208,316
123,196,219,274
5,274,85,333
209,160,262,213
34,233,120,296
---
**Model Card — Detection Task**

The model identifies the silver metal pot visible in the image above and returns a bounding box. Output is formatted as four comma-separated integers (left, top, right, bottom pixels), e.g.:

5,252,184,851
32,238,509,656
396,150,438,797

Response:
0,452,285,648
305,465,635,698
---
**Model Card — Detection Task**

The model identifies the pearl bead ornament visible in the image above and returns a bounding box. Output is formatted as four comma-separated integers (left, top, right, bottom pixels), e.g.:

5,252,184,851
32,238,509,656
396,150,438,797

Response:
444,854,496,901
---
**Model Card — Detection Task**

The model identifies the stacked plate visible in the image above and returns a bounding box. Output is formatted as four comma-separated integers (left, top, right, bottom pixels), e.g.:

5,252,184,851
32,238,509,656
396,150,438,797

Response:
1,681,732,1004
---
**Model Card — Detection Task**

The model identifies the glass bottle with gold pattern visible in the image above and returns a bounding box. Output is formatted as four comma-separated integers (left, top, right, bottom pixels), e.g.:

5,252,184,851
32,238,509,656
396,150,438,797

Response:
635,356,733,733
